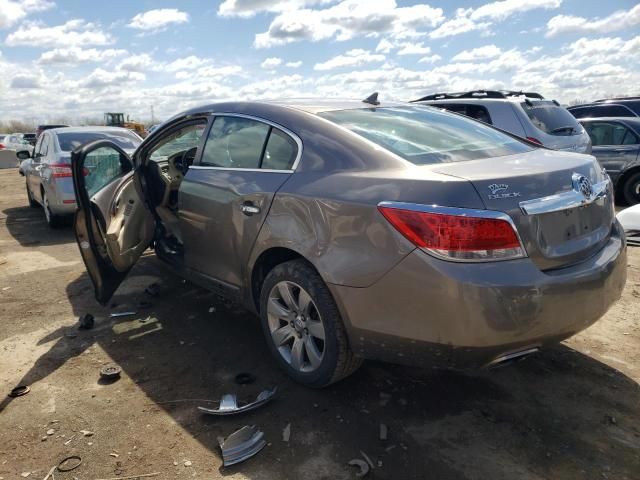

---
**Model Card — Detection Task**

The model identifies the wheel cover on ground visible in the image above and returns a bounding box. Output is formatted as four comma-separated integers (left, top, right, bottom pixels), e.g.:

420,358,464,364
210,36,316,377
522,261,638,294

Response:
267,281,326,373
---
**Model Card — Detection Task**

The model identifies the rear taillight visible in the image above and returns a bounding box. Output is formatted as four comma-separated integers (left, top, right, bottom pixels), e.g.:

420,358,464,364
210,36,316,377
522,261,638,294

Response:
0,144,5,150
526,136,542,145
378,203,526,262
49,163,72,178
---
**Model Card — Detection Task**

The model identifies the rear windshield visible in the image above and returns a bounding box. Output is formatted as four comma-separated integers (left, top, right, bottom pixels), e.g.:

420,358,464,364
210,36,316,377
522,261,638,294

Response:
318,106,532,165
57,131,141,152
521,101,582,136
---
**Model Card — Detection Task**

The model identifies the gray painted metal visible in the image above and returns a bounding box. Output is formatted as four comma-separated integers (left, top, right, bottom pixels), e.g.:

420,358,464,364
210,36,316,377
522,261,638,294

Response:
198,388,277,416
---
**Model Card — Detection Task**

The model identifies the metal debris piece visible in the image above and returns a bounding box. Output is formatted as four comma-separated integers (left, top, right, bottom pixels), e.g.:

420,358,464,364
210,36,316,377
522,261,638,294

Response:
80,430,94,437
219,425,266,467
198,388,277,416
379,423,388,441
57,455,82,472
282,423,291,442
78,313,95,330
100,364,122,380
360,451,375,469
8,385,30,397
109,311,136,318
348,459,370,477
94,473,160,480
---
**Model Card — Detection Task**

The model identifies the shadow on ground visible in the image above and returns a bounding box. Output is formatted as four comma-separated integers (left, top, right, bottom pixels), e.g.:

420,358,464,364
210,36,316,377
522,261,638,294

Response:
3,254,640,479
2,205,74,249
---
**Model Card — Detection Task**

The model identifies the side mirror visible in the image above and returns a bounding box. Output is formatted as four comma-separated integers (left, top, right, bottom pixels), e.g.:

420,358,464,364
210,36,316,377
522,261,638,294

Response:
16,150,31,160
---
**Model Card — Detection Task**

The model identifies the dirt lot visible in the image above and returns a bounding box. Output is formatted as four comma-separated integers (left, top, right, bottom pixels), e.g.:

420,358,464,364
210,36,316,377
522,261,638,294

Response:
0,167,639,480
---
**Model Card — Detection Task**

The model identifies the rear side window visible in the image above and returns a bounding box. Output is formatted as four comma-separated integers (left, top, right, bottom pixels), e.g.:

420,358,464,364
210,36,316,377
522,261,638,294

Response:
521,101,581,136
591,105,635,117
262,129,297,170
568,106,591,119
319,106,532,165
433,104,493,124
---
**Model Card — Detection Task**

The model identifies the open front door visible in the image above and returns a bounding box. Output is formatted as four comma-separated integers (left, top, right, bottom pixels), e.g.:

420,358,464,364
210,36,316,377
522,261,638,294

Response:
72,140,155,304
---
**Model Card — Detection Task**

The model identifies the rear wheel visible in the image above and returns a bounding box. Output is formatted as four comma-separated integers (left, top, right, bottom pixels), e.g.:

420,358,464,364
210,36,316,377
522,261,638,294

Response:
259,259,362,388
26,183,38,208
42,191,64,228
622,171,640,206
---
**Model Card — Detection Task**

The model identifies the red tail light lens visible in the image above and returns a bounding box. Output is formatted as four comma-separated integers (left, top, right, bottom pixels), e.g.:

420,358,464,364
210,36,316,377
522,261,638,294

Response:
0,144,5,150
526,136,542,145
378,205,525,261
49,163,73,178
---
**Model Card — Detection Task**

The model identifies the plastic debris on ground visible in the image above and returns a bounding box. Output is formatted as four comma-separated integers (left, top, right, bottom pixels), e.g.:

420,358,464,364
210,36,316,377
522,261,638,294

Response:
198,387,277,416
219,425,266,466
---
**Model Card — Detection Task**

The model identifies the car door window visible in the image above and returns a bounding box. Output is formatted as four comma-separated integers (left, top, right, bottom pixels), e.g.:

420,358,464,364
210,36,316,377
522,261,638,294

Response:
262,128,298,170
592,105,635,117
84,147,132,197
38,135,49,160
587,122,637,146
201,116,270,168
148,123,206,163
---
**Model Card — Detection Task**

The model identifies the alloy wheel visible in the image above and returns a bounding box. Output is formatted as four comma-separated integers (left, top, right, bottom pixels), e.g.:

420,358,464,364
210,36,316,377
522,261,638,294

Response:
267,281,326,373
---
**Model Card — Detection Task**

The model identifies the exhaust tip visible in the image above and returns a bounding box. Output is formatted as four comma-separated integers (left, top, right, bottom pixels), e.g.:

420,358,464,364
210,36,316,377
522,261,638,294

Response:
487,347,539,369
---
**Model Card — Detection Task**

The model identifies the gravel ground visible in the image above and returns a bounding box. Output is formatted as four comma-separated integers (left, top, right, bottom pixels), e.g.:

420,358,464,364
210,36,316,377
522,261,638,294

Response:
0,167,639,480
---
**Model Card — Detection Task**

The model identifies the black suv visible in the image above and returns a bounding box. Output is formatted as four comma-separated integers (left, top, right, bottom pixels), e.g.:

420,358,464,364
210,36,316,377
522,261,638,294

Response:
568,97,640,119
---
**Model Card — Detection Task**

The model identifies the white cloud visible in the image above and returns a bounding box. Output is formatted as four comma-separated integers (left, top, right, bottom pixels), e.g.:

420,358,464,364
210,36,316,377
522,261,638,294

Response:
429,15,489,39
0,0,53,29
6,19,113,47
128,8,189,32
431,0,562,39
10,74,41,88
165,55,208,72
451,45,501,62
546,4,640,37
253,0,444,48
470,0,562,21
314,48,385,71
218,0,332,18
83,68,145,88
397,42,431,55
261,57,282,69
175,65,243,79
38,47,127,64
418,54,441,64
285,60,303,68
117,53,155,72
375,38,394,53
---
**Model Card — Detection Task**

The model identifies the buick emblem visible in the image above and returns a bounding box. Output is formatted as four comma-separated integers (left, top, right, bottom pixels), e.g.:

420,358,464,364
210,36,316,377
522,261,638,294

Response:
572,173,593,198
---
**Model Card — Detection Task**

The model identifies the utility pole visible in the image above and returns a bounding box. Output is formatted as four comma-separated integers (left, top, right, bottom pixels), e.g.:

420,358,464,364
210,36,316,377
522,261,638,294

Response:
150,105,155,124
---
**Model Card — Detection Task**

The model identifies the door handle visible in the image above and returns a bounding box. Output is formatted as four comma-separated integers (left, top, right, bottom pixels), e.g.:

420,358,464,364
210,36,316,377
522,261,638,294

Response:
241,203,261,216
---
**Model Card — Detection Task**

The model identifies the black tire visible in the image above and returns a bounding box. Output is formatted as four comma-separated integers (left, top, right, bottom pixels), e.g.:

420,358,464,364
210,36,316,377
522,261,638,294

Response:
259,259,362,388
26,183,38,208
42,191,64,228
621,171,640,206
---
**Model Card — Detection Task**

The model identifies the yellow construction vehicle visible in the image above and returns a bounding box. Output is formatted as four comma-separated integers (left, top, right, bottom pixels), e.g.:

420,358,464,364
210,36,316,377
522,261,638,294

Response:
104,112,147,138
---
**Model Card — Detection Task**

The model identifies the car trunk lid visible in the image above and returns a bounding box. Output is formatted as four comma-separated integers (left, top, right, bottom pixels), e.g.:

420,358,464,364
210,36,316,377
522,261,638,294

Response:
430,149,615,270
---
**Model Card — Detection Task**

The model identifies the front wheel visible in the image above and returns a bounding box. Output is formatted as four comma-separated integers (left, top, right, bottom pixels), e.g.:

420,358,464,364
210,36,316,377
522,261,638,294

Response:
622,171,640,206
259,259,362,388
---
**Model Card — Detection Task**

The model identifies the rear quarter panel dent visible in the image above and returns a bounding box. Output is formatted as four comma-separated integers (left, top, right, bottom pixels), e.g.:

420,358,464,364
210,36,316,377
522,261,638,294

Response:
250,193,415,288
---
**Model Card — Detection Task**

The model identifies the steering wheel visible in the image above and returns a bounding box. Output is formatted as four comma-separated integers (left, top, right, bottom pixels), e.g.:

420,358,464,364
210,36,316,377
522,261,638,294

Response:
174,146,198,175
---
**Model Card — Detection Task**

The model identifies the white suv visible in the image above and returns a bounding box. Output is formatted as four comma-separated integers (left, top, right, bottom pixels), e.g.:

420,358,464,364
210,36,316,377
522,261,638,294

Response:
414,90,592,154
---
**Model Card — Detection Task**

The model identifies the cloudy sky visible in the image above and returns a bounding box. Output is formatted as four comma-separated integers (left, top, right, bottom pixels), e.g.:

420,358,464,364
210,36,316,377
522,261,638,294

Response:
0,0,638,123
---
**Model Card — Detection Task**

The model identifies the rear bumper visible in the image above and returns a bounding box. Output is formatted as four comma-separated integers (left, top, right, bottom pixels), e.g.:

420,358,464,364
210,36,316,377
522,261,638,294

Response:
45,178,76,215
329,222,627,369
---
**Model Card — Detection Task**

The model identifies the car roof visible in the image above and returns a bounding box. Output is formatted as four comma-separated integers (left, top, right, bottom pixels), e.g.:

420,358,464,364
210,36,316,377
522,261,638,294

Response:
577,116,640,126
47,126,135,135
418,97,552,105
181,98,410,116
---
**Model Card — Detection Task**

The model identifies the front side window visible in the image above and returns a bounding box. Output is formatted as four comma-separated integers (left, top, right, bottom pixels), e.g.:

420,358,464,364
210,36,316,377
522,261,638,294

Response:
319,106,531,165
585,122,639,146
521,101,582,136
147,123,206,163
